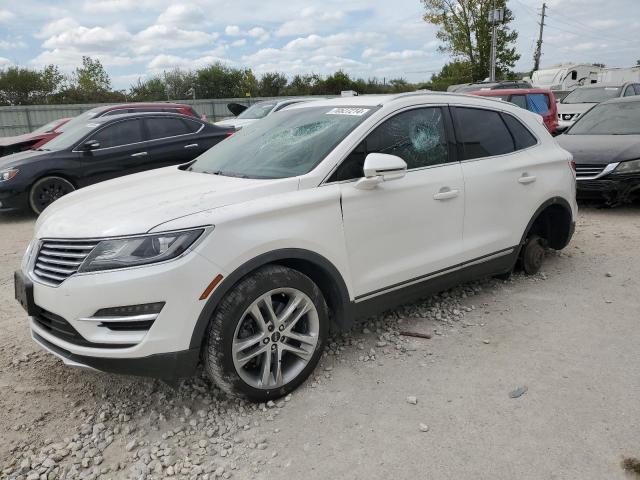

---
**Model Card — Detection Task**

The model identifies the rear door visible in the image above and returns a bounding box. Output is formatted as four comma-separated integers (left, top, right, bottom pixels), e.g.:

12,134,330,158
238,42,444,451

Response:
334,106,465,298
453,106,547,261
79,118,148,186
143,116,206,168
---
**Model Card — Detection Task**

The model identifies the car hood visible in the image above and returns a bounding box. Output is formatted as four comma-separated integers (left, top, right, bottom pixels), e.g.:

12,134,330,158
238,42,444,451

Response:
556,134,640,165
0,148,49,168
35,166,300,239
214,118,258,129
557,102,596,115
0,132,44,147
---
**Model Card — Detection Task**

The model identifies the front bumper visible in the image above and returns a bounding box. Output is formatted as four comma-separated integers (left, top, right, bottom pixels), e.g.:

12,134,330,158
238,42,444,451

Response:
577,174,640,203
20,239,227,379
0,188,29,212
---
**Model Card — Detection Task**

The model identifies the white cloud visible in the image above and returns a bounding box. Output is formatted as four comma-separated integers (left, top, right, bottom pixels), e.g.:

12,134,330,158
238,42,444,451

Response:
225,25,241,36
36,17,80,39
0,9,14,22
31,48,135,68
276,7,345,37
42,24,132,52
0,56,11,68
83,0,155,13
231,39,247,47
379,49,429,61
134,25,218,54
247,27,270,44
157,4,205,27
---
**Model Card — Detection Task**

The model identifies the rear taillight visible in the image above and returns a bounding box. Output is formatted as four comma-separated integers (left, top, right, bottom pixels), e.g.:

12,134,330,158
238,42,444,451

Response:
225,131,235,137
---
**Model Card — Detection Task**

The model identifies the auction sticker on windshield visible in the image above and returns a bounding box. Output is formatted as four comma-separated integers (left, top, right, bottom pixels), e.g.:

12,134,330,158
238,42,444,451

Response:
326,107,370,116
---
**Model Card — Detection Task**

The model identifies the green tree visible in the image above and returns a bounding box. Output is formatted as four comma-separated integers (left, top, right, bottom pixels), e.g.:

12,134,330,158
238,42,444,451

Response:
75,56,111,93
320,71,355,94
0,65,65,105
258,72,288,97
129,76,168,101
429,60,474,90
422,0,520,81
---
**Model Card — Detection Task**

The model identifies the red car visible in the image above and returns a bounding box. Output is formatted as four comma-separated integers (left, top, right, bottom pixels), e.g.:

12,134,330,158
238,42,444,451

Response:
31,102,202,150
0,118,70,157
469,88,558,134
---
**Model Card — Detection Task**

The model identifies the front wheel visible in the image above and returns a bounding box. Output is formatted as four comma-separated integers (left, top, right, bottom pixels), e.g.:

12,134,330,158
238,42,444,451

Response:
521,234,546,275
203,265,328,401
29,176,75,215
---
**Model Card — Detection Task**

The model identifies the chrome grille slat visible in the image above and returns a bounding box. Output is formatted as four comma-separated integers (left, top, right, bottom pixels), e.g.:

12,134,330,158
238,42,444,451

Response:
33,240,100,285
575,164,606,179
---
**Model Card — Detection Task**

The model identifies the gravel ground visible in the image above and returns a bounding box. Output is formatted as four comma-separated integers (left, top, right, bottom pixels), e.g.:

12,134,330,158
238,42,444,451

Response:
1,204,639,480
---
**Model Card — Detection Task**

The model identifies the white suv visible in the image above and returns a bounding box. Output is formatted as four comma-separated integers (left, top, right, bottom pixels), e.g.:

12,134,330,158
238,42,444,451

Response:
15,93,577,401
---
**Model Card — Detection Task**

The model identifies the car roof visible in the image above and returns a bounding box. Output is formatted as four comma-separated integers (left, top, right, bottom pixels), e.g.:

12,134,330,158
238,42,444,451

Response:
83,111,203,124
285,92,512,109
601,95,640,105
90,102,193,113
470,88,552,96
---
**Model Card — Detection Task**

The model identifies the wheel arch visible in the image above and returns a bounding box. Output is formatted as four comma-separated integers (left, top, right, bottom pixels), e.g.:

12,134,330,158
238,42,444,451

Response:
189,248,352,350
520,196,575,250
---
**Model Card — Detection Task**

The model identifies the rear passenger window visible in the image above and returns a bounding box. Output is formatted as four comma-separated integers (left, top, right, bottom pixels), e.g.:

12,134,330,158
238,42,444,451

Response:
509,95,527,109
145,117,191,140
455,108,514,160
501,114,537,150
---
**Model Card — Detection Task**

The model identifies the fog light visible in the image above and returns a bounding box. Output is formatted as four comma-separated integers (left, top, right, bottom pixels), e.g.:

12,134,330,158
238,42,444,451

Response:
93,302,165,317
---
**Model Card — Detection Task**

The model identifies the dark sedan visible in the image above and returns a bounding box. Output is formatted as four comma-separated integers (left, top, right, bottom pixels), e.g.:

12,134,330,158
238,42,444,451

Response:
0,113,233,214
557,96,640,205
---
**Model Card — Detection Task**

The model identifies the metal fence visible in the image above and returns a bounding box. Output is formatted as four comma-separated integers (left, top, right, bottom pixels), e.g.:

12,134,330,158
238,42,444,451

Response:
0,97,284,136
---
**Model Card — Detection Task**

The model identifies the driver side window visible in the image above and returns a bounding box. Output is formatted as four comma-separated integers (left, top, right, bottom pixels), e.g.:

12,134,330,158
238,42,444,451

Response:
328,107,449,182
89,119,144,149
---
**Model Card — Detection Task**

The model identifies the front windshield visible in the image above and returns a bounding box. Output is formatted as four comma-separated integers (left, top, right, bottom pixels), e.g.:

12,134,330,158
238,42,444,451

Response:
562,87,621,104
237,101,277,119
568,101,640,135
32,119,63,134
57,107,101,132
38,120,101,151
189,106,375,179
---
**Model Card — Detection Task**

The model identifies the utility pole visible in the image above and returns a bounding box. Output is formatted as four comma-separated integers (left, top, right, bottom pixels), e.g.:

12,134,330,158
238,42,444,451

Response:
532,2,547,73
488,1,503,81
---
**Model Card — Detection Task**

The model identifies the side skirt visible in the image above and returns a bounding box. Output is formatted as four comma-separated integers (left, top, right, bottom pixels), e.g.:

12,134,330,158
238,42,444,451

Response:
350,247,518,320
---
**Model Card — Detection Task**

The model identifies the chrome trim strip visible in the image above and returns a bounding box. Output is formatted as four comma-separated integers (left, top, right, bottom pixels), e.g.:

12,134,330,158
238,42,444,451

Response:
576,162,619,180
78,313,159,323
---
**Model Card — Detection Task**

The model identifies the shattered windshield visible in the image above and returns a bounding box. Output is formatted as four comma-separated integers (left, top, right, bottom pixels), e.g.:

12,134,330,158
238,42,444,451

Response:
189,106,375,179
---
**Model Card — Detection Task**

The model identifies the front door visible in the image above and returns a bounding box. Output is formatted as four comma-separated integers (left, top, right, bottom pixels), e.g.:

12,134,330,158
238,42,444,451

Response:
333,107,465,298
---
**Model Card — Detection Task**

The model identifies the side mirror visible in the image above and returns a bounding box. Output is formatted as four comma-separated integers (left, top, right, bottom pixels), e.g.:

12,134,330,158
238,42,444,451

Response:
555,125,569,135
81,140,100,151
355,153,407,190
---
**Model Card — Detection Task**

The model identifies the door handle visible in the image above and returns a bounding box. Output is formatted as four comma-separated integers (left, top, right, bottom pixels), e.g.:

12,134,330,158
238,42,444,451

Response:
131,151,148,157
433,187,459,200
184,143,199,149
518,173,537,184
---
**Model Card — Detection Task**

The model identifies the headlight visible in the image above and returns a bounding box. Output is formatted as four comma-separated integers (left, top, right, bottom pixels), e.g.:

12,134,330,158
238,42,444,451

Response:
79,229,204,273
614,159,640,174
0,168,19,181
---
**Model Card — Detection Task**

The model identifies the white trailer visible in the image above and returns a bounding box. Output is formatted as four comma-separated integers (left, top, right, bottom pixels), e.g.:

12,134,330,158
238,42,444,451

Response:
531,64,603,92
598,67,640,84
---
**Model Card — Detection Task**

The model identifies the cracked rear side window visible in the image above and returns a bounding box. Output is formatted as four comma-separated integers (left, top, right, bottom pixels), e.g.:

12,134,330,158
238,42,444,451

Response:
189,106,375,179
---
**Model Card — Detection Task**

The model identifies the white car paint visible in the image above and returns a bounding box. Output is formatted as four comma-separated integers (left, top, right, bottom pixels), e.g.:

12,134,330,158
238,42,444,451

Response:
214,98,322,129
20,92,576,374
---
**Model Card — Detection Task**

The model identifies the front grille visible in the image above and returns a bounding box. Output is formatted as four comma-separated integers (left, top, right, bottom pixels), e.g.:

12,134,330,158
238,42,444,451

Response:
576,164,607,179
33,240,100,285
33,307,134,348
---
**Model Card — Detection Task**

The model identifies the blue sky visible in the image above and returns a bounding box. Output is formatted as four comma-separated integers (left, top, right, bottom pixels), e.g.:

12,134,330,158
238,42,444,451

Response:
0,0,638,90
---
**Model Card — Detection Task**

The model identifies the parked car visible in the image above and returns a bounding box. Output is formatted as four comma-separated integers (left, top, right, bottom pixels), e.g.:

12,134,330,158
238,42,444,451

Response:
0,113,233,214
469,88,558,134
557,82,640,129
215,98,320,129
14,93,576,401
447,80,532,93
556,96,640,205
30,102,203,150
0,118,70,157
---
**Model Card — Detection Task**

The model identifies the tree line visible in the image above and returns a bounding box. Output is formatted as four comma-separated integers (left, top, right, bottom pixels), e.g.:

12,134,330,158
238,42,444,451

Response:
0,57,429,106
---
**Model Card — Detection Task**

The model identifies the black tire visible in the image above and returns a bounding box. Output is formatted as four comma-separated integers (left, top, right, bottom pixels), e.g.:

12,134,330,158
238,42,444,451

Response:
204,265,329,401
29,176,75,215
521,234,546,275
